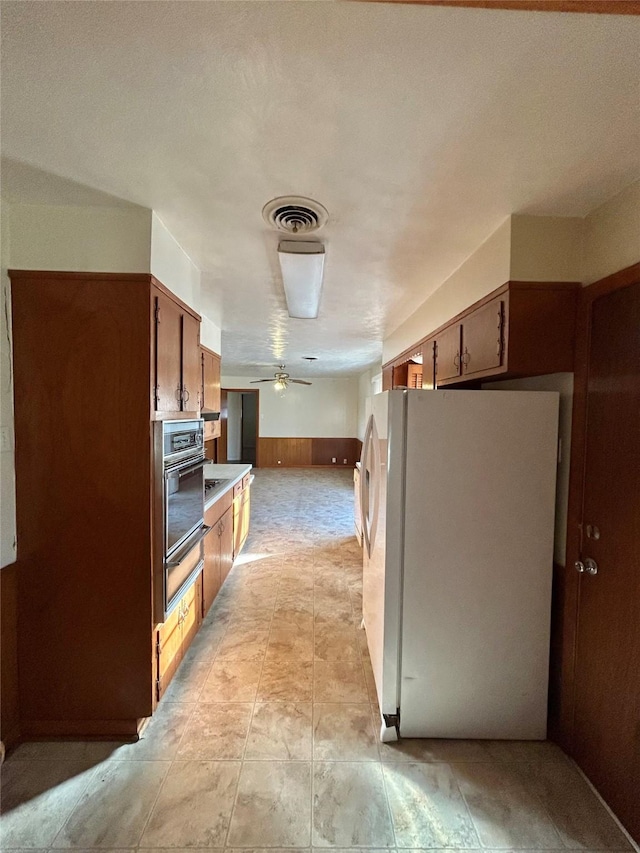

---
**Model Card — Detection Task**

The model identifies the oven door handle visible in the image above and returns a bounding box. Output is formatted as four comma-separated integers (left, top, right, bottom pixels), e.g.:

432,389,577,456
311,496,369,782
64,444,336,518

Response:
165,524,212,566
167,458,207,479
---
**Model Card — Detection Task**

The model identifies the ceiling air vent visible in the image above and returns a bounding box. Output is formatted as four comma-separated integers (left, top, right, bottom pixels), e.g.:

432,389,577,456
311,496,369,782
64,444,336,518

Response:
262,196,328,234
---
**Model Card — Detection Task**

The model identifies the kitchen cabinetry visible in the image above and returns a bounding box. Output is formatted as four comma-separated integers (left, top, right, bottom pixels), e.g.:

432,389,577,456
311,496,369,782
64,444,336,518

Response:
388,281,579,390
201,345,222,441
233,476,251,560
152,284,201,415
393,360,423,389
203,491,233,617
156,575,202,701
9,269,202,738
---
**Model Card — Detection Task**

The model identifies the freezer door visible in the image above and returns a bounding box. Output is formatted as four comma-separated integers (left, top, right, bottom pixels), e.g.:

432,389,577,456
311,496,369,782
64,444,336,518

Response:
399,389,558,739
362,391,406,740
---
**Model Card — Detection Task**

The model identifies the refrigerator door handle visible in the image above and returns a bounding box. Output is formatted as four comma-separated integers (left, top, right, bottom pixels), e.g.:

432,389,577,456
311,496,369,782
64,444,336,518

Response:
368,416,381,553
361,415,373,558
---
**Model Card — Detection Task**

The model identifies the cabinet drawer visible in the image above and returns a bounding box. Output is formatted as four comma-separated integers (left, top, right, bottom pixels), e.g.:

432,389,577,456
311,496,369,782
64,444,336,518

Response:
242,473,251,490
233,481,243,499
205,488,233,526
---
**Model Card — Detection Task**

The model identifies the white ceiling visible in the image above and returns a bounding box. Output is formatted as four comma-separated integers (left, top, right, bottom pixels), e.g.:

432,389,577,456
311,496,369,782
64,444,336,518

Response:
1,2,639,376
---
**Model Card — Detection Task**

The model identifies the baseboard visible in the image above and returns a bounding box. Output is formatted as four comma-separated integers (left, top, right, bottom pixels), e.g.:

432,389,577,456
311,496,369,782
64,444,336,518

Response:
21,717,144,740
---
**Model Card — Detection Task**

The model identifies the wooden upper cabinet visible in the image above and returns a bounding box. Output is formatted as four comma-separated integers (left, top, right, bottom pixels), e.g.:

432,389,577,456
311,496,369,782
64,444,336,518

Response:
422,338,436,390
386,281,579,390
181,313,201,411
434,323,462,383
154,289,183,412
201,346,222,441
461,296,504,379
152,284,201,415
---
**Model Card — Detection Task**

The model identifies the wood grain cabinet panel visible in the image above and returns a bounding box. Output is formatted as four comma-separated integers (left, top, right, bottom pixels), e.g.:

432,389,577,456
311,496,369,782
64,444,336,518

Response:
154,289,183,413
220,506,234,585
434,323,462,383
385,281,579,391
201,347,221,441
461,297,504,378
202,491,234,616
152,284,201,416
156,575,202,702
9,269,203,738
182,313,201,411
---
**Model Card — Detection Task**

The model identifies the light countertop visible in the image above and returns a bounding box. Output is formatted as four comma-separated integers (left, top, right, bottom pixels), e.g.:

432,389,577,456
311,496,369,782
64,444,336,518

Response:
203,462,252,510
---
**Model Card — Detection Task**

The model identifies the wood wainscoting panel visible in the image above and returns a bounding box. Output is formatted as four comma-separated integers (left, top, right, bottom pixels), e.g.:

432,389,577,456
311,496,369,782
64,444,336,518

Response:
0,563,20,749
311,438,360,467
259,438,312,467
258,438,361,467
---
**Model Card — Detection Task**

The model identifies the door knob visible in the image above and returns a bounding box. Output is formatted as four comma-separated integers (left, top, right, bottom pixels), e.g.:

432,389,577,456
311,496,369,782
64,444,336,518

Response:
575,558,598,576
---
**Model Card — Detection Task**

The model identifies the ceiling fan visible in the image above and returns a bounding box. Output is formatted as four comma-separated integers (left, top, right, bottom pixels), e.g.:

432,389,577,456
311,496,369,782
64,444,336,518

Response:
250,365,312,389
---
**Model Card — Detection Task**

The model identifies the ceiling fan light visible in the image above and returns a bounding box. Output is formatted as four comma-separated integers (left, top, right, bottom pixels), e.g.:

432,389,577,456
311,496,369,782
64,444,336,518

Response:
277,240,325,319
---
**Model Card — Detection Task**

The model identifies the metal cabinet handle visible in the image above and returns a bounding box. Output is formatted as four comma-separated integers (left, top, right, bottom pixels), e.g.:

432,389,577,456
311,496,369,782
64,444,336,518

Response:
453,351,460,368
462,348,470,367
183,387,190,403
575,558,598,576
176,385,183,402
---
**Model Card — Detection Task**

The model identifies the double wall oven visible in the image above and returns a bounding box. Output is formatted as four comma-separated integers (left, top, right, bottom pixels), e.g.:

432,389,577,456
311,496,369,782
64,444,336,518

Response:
156,419,209,619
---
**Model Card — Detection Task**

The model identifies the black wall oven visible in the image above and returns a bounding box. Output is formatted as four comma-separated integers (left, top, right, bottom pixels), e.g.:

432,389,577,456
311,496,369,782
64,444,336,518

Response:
160,420,209,618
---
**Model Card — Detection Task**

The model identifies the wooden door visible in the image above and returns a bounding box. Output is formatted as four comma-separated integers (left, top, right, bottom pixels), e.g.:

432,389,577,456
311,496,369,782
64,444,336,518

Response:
434,323,461,384
181,312,200,411
461,296,504,378
154,289,182,413
572,280,640,841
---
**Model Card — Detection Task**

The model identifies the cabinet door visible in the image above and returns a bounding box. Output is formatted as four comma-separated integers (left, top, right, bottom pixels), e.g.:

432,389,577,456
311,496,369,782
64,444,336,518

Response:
202,523,221,617
220,506,234,585
156,602,183,701
240,488,251,554
154,289,183,413
181,575,201,651
422,338,436,390
461,297,504,378
181,313,200,411
434,323,462,384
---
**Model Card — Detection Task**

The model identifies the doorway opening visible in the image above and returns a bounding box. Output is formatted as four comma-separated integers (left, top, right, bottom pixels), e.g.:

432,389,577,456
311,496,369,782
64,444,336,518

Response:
220,389,259,467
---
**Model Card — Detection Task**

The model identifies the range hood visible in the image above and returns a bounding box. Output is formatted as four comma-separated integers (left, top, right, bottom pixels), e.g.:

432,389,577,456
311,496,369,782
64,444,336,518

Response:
201,411,220,422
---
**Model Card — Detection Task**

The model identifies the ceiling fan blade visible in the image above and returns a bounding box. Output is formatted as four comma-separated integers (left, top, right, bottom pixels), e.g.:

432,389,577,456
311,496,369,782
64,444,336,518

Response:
250,379,273,383
290,379,313,385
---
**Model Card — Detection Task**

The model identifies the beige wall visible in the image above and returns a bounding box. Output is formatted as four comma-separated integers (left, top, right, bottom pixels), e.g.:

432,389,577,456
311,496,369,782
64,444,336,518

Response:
9,202,152,272
1,198,222,565
383,182,640,366
383,218,512,364
222,375,359,439
510,215,583,282
582,179,640,285
357,365,382,442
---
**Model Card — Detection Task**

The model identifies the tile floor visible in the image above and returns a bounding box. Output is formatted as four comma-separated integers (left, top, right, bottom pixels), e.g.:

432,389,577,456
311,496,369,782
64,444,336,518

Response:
1,469,634,851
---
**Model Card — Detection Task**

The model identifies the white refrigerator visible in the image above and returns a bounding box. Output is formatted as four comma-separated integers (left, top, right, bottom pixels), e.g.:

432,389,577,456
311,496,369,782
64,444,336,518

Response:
360,389,559,742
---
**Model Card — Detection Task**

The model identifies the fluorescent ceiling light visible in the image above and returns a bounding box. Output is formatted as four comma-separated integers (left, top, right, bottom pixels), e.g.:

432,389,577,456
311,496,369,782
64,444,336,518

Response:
277,240,325,319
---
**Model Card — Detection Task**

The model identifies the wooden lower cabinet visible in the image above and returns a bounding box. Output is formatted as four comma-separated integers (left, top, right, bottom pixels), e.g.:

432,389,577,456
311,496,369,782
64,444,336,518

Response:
155,575,202,702
203,491,234,617
233,485,251,559
219,506,234,585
